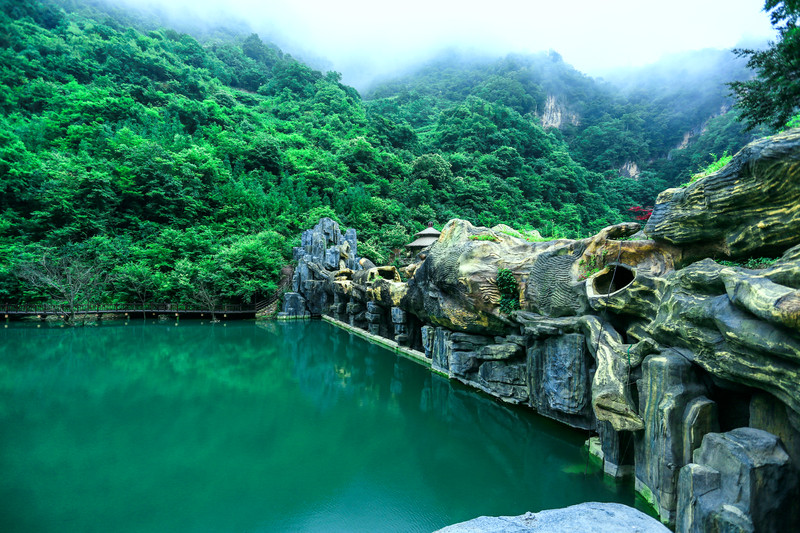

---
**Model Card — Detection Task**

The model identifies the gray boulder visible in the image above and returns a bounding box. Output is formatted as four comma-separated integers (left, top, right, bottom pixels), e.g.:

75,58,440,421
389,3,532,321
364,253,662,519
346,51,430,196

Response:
676,427,799,533
435,502,670,533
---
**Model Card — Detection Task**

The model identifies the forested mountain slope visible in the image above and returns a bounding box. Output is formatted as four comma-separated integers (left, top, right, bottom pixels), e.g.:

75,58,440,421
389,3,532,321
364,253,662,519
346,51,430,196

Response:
0,0,766,307
365,49,765,206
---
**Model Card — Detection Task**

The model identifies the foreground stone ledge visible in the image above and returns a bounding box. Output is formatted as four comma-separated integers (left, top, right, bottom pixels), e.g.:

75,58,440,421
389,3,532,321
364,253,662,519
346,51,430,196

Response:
434,502,669,533
321,315,432,369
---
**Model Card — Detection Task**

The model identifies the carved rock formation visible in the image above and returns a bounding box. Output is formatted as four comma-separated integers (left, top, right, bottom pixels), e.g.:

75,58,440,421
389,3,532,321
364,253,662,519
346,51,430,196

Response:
280,217,360,317
645,128,800,258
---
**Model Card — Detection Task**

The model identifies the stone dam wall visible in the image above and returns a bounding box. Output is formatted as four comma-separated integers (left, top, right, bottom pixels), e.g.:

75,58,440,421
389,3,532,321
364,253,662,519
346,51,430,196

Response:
280,129,800,531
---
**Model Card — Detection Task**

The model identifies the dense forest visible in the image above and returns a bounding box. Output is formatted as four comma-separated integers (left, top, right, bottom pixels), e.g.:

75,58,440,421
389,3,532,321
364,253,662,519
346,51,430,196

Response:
0,0,787,310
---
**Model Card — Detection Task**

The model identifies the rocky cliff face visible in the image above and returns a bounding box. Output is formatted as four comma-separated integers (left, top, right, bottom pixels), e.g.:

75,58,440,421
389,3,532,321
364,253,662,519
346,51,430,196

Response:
282,129,800,530
279,217,360,318
540,94,580,129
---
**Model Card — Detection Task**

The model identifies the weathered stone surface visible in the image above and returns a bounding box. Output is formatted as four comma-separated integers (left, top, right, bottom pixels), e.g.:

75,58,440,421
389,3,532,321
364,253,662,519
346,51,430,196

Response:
643,256,800,419
324,247,340,270
518,312,655,432
343,228,358,270
749,392,800,468
401,217,687,335
449,350,478,377
677,428,799,533
451,332,492,351
682,396,719,466
421,325,435,358
635,350,708,526
597,420,634,478
498,334,526,346
476,360,528,403
476,343,520,360
391,306,406,324
282,217,359,316
644,128,800,258
528,334,595,430
676,463,725,533
303,280,329,315
345,301,364,315
720,265,800,331
435,502,670,533
280,292,308,318
432,327,453,374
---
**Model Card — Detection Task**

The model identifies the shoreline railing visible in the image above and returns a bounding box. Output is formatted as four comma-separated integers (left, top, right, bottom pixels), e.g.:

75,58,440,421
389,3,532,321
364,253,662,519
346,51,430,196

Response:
1,302,255,316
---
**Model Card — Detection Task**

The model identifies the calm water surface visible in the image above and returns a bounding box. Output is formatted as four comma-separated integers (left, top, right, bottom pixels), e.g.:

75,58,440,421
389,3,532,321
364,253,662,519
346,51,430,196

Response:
0,320,638,532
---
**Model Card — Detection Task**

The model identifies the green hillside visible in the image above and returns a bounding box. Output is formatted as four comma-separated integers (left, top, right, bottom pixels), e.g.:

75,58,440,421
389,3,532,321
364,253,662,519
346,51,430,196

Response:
0,0,770,308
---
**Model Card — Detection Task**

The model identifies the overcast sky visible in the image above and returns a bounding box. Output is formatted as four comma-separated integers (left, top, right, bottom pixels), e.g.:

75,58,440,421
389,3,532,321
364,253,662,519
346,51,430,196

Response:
110,0,777,89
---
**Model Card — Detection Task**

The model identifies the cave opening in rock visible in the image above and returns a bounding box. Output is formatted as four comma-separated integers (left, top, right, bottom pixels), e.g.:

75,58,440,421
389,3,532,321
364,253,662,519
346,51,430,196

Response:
593,265,635,295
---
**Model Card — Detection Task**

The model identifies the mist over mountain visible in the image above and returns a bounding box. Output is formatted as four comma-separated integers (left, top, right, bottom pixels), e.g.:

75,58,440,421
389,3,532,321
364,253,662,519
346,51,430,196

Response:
94,0,775,91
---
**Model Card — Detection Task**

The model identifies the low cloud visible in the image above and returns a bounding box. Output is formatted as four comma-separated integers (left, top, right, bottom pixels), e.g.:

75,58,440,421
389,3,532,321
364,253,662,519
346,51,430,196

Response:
106,0,776,90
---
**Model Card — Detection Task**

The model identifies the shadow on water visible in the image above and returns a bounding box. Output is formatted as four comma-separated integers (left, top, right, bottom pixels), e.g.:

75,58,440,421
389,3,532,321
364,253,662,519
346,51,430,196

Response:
0,320,638,533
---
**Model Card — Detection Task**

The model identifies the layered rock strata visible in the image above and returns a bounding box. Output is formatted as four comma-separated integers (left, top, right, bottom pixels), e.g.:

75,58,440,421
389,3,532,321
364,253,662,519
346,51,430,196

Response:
281,130,800,529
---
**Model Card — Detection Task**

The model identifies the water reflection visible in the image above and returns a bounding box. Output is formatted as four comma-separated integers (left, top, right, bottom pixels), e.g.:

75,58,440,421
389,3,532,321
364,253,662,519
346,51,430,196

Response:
0,320,633,533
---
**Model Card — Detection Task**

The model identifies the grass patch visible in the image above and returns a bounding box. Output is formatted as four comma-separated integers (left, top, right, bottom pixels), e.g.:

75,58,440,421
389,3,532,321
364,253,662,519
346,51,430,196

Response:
718,257,778,269
469,234,500,242
680,151,732,187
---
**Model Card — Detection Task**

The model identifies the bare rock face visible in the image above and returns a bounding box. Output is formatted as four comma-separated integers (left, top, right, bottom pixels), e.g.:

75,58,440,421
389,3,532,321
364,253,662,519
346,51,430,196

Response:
527,333,595,430
644,128,800,258
634,350,709,525
518,312,656,432
676,428,799,533
540,94,581,130
280,217,359,317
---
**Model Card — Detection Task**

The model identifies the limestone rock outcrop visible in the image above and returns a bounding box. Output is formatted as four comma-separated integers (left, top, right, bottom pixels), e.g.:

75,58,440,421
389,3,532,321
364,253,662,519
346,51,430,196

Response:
279,217,360,318
645,128,800,258
540,94,581,130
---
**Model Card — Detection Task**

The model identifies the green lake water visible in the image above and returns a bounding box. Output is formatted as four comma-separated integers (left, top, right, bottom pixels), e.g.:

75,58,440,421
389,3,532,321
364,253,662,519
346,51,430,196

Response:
0,319,640,532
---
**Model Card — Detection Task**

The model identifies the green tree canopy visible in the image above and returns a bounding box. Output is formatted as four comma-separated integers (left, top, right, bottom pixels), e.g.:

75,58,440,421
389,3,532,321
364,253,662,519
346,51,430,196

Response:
730,1,800,129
